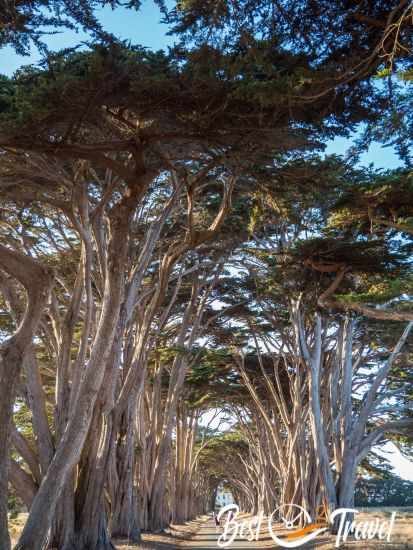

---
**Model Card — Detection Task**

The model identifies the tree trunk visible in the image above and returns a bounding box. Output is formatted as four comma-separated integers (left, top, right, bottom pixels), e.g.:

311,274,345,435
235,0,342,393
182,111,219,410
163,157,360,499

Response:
0,245,53,550
24,348,54,477
71,406,115,550
15,201,133,550
338,454,357,510
49,477,76,550
8,460,38,511
110,405,140,542
76,510,114,550
299,313,337,516
0,363,18,550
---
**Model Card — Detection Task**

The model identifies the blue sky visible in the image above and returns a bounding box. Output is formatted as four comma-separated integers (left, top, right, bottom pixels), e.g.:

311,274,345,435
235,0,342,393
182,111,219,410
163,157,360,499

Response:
0,1,173,75
1,0,411,481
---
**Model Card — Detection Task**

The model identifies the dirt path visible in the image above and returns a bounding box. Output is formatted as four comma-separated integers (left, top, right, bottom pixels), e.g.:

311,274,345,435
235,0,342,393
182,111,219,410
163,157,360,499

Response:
116,517,265,550
180,518,264,550
10,511,413,549
166,512,413,550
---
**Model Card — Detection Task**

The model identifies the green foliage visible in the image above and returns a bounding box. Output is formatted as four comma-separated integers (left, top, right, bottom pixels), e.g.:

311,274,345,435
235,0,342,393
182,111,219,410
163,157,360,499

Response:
0,0,145,55
13,400,35,442
183,349,245,409
330,169,413,235
7,492,21,516
335,275,413,305
356,475,413,507
196,430,248,481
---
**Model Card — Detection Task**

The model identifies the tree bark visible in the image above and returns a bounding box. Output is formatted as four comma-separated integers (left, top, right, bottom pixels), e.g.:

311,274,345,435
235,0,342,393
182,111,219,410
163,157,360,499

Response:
8,460,38,511
0,244,53,550
110,403,140,542
15,192,137,549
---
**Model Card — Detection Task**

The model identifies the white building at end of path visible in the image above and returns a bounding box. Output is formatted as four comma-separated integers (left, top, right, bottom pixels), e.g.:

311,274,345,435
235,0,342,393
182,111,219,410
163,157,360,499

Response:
215,485,234,509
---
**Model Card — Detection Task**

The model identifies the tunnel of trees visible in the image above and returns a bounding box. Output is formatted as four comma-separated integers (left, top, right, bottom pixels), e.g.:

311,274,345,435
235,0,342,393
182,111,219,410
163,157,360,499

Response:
0,1,413,549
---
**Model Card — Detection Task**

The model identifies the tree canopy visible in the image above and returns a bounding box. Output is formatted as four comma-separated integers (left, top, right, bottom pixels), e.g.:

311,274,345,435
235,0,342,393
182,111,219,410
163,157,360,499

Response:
0,2,412,550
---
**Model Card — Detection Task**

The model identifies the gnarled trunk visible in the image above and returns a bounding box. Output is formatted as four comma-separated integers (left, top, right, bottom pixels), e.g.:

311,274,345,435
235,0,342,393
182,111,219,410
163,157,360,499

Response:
0,245,53,550
15,199,134,549
110,404,140,542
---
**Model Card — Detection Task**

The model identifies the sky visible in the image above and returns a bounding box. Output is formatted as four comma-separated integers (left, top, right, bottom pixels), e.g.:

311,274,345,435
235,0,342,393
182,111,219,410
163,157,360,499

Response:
0,2,173,75
1,0,411,482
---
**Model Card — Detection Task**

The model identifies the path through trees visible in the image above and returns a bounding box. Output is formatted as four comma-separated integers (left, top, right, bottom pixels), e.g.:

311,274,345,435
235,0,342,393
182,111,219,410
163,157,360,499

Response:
1,2,413,549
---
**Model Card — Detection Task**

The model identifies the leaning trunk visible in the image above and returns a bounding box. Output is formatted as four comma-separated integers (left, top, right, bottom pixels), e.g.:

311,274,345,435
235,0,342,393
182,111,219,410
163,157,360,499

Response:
15,201,133,550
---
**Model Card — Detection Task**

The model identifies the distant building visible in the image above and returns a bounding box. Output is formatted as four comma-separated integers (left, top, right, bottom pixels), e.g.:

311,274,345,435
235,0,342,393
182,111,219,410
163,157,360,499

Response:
215,485,234,509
